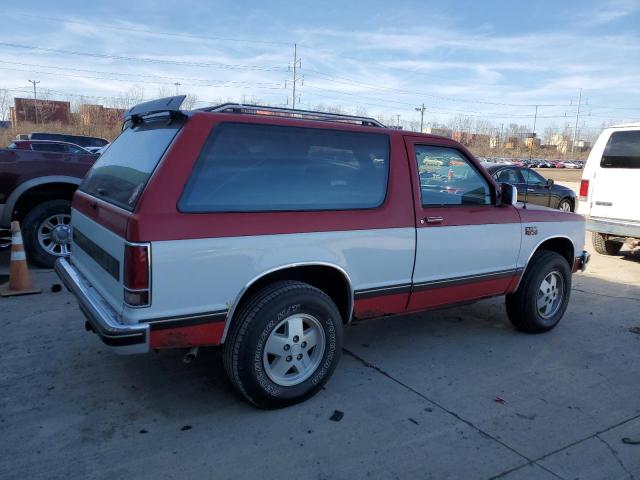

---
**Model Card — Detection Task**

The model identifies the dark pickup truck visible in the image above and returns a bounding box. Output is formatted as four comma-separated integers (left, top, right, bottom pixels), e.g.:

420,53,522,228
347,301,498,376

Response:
0,146,98,266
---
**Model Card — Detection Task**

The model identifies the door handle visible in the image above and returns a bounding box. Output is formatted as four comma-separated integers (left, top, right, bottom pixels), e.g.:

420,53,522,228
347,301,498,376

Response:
420,216,444,225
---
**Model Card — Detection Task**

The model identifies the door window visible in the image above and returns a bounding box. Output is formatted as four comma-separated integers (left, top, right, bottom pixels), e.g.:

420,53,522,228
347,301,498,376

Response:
495,168,524,184
520,168,546,185
415,146,491,206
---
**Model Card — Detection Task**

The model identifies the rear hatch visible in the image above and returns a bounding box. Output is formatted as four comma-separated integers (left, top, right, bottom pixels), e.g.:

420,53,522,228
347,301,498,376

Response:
70,117,183,317
589,129,640,221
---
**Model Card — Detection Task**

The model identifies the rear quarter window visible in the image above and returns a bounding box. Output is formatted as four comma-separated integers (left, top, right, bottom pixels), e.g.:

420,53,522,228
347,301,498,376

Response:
601,130,640,168
80,119,182,211
179,123,390,212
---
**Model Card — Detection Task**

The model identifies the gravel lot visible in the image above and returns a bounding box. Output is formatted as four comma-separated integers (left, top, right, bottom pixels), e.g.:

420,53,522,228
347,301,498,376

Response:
1,207,639,479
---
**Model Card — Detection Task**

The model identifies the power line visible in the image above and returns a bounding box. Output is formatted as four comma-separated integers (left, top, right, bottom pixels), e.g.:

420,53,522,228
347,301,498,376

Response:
0,59,285,86
0,41,287,71
304,68,574,107
0,65,286,90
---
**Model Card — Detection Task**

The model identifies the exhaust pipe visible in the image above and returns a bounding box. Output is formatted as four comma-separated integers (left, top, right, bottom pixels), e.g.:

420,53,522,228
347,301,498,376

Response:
182,346,199,364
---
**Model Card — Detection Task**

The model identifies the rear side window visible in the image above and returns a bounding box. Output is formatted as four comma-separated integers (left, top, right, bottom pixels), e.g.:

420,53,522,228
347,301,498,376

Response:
179,123,389,212
80,119,182,211
601,131,640,169
31,143,65,153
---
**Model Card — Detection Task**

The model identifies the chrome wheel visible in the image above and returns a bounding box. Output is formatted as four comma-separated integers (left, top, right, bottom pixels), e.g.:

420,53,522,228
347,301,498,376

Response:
537,271,564,319
559,200,572,212
263,313,326,387
37,213,72,256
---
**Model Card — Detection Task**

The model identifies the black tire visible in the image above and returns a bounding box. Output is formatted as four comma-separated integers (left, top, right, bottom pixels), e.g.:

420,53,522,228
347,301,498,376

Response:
223,281,343,409
558,198,573,212
592,232,623,256
506,250,571,333
22,200,72,268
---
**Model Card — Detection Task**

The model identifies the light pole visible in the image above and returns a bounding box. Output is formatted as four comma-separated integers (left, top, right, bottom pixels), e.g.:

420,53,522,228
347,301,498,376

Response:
415,104,426,133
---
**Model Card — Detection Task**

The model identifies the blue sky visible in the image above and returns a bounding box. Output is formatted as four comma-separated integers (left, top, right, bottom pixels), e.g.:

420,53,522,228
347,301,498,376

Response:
1,0,639,136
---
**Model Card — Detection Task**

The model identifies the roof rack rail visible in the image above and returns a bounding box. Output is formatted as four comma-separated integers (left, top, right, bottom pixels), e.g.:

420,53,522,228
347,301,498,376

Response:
200,103,386,128
124,95,186,123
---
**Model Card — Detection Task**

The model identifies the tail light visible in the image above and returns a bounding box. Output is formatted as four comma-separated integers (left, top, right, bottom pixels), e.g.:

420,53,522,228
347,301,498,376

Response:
579,180,589,202
124,244,150,307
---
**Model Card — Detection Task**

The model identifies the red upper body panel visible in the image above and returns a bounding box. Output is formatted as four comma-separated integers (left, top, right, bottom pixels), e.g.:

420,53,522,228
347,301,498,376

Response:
72,110,579,242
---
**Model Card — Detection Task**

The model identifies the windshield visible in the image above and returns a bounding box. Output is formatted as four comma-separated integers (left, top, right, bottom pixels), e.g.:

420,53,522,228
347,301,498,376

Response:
79,119,182,211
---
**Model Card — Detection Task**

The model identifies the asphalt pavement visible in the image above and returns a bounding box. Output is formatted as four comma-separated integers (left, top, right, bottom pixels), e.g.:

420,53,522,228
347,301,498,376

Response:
0,241,639,479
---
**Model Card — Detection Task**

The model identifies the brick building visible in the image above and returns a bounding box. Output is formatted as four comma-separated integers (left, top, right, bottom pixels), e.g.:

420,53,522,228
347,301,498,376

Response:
79,104,126,128
10,98,71,125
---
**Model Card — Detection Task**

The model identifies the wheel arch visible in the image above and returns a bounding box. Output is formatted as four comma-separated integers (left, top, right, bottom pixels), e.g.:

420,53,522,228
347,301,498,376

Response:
221,262,354,344
558,196,575,211
513,235,575,291
3,176,81,225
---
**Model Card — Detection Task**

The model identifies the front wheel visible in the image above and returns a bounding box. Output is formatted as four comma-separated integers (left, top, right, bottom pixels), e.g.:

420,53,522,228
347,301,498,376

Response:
558,198,573,212
223,281,343,409
506,251,571,333
22,200,72,268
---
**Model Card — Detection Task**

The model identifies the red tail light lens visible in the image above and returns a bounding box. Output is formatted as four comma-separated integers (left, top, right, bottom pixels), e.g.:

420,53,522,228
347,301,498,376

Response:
124,244,150,307
579,180,589,201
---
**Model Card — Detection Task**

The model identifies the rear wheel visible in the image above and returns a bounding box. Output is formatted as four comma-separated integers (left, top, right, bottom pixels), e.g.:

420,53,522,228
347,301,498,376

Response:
22,200,72,268
223,281,343,409
506,250,571,333
592,232,623,256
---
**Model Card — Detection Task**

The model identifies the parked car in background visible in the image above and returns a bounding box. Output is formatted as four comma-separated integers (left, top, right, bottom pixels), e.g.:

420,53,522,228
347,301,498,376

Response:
578,122,640,255
21,132,109,149
0,144,97,266
484,164,576,211
8,140,91,155
56,96,588,408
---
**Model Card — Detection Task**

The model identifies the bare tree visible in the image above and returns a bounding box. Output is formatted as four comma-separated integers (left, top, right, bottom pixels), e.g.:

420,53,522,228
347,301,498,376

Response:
182,93,200,110
156,86,174,98
447,114,473,133
109,86,145,109
0,89,10,121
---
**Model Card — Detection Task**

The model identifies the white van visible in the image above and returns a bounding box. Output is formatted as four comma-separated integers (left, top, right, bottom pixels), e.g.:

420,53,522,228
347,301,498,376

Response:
577,123,640,254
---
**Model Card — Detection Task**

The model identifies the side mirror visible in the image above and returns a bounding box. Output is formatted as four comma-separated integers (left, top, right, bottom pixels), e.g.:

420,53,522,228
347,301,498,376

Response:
500,183,518,206
546,178,554,187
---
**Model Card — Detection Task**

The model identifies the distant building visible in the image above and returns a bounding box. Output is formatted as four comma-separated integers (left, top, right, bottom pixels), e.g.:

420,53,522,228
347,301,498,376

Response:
452,131,490,147
423,127,453,137
545,134,571,154
503,136,519,150
79,104,126,128
573,139,592,152
10,97,71,125
524,133,541,148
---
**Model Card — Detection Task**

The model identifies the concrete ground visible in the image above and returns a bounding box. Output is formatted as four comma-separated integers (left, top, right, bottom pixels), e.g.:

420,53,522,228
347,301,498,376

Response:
1,239,639,480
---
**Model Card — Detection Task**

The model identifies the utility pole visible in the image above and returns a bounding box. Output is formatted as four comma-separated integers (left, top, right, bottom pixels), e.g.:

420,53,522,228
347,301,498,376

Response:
571,88,582,155
287,43,303,109
414,104,426,132
174,82,181,95
396,114,401,128
529,105,539,160
29,79,40,124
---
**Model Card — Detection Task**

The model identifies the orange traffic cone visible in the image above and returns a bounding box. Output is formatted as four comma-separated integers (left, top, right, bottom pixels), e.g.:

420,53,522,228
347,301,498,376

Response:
0,221,41,297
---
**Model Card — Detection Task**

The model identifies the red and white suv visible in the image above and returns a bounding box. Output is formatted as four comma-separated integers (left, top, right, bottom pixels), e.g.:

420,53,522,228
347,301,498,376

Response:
56,97,590,408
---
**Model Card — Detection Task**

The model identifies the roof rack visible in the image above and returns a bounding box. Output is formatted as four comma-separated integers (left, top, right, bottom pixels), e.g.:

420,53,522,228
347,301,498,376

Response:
200,103,385,128
124,95,186,123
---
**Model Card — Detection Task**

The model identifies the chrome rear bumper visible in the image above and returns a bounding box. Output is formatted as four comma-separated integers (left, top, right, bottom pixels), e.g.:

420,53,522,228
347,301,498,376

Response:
55,258,149,354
